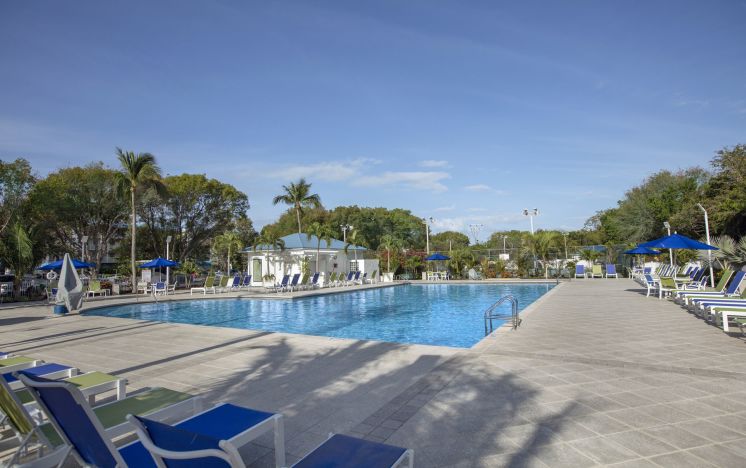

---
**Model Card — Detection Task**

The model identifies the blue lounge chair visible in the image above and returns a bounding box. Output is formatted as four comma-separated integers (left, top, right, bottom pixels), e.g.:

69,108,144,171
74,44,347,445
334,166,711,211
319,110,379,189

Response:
309,272,320,289
343,271,355,286
272,274,290,292
677,271,744,306
130,420,412,468
153,282,167,296
229,274,241,291
288,273,301,292
19,373,286,468
574,265,585,279
605,264,618,279
240,274,252,289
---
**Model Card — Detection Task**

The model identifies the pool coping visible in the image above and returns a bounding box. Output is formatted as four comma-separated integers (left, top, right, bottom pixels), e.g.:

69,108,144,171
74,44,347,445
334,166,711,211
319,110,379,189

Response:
470,280,565,352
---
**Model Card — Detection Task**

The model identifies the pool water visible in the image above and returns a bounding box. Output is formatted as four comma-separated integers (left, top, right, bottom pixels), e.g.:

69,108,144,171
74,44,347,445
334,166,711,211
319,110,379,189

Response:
84,283,554,348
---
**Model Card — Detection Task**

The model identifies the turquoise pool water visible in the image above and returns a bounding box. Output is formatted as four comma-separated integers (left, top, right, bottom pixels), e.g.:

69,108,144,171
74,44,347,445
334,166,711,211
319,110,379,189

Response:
84,283,554,348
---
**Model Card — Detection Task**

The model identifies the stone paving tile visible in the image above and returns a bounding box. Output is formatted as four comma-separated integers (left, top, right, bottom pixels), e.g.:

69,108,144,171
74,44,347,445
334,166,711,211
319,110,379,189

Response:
688,444,746,467
604,430,679,458
648,450,717,467
569,436,639,465
643,425,711,450
531,442,598,468
605,408,667,429
675,419,745,443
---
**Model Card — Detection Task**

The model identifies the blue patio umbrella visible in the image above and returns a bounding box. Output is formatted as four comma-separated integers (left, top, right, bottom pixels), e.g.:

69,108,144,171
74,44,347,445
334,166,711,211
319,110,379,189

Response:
639,233,717,251
425,252,450,261
623,246,661,255
138,257,179,268
38,258,95,270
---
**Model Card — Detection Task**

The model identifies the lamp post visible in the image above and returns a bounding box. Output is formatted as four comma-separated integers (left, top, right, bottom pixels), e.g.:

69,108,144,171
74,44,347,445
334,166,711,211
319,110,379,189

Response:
502,235,508,255
562,232,568,259
422,217,433,254
340,224,353,243
663,221,673,266
523,208,539,235
81,236,88,262
697,203,715,288
165,235,172,285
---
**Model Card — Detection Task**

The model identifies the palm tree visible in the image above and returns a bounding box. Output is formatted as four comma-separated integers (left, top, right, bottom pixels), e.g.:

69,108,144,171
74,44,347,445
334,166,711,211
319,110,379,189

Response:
306,222,334,272
115,148,165,286
213,231,243,275
252,230,286,280
272,178,322,234
379,234,403,273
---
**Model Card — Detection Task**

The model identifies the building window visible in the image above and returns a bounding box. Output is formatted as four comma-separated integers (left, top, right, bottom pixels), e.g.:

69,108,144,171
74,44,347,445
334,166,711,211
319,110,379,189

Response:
349,260,359,272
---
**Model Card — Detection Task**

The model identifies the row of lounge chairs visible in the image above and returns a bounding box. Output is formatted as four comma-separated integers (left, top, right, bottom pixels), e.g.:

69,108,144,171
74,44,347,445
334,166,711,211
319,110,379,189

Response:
574,264,618,278
268,270,378,292
672,269,746,334
638,264,710,299
190,274,253,295
640,265,746,334
0,350,413,467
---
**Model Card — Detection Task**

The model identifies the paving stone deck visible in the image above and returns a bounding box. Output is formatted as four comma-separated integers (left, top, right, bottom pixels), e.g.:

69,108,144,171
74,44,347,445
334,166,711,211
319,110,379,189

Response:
2,279,745,466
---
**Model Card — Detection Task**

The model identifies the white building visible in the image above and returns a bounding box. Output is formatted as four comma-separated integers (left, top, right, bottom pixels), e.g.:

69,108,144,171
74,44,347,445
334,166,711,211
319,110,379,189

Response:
243,233,379,286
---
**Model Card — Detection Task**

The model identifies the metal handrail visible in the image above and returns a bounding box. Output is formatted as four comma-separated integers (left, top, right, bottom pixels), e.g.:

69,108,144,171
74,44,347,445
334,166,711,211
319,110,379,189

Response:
484,294,520,335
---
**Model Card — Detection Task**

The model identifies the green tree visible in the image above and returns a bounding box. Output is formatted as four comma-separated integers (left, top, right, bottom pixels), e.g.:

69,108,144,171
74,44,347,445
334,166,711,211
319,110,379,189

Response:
706,144,746,237
139,173,250,262
115,148,165,285
448,248,476,279
431,231,470,252
0,158,35,236
28,163,127,273
0,222,33,291
272,178,322,234
306,221,335,272
253,229,286,278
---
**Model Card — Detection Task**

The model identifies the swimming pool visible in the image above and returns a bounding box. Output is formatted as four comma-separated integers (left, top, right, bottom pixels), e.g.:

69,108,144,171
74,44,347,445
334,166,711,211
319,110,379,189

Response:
84,283,554,348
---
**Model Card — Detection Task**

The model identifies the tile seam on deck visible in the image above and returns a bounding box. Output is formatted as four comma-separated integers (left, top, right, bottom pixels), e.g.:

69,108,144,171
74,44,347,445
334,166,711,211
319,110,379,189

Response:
478,349,746,380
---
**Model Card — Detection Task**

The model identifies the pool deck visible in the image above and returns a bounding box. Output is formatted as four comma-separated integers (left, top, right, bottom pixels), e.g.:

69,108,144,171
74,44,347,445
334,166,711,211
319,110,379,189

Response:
2,279,746,466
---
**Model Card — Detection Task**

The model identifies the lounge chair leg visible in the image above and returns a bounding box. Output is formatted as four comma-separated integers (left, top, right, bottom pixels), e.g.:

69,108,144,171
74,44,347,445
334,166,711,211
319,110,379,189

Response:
116,379,126,400
274,414,285,468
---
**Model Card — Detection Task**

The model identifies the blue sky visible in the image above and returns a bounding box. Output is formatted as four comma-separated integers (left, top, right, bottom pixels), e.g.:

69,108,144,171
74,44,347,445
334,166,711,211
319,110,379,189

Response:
1,1,744,237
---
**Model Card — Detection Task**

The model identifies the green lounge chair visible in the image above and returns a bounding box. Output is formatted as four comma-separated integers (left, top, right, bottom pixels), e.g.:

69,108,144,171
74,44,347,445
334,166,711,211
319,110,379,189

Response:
299,273,309,290
190,275,215,295
591,265,604,278
0,356,44,375
86,280,107,298
217,274,231,293
327,271,338,288
1,373,201,466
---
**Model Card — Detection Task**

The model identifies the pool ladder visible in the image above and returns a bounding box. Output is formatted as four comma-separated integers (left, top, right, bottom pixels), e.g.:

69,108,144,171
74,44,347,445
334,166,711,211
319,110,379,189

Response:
484,295,520,335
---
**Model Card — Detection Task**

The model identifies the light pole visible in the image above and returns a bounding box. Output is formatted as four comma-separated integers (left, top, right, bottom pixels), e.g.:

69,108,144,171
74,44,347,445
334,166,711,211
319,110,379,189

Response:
81,236,88,262
502,235,507,255
523,208,539,235
340,224,353,243
663,221,673,266
165,235,172,285
697,203,715,288
562,232,568,259
422,217,433,254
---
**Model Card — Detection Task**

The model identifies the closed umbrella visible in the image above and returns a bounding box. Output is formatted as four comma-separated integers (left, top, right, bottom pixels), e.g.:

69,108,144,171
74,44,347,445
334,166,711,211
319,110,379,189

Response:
56,253,84,313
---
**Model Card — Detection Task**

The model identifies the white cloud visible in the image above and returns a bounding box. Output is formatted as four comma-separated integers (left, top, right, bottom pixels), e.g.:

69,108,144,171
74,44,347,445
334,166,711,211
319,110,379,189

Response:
434,205,456,212
464,184,492,192
267,158,380,182
419,159,450,168
358,171,450,192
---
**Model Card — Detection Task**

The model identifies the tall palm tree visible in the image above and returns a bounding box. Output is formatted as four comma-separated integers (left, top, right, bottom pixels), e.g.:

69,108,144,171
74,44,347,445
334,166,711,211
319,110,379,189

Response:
306,221,334,272
213,231,243,275
379,234,403,273
115,148,165,286
272,178,322,234
252,230,286,280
